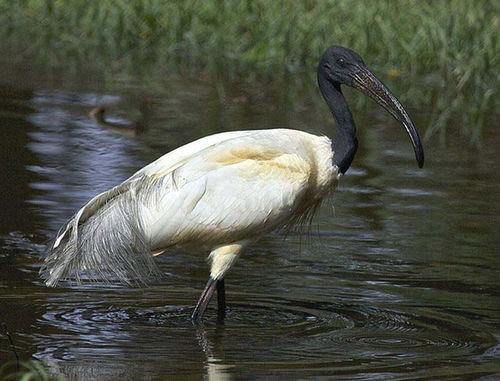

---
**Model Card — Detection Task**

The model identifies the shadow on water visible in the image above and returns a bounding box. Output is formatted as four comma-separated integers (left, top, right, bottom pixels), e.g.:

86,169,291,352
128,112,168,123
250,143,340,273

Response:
0,62,499,380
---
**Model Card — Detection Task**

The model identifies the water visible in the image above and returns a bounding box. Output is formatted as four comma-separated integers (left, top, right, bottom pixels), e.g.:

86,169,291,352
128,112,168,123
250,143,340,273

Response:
0,63,499,380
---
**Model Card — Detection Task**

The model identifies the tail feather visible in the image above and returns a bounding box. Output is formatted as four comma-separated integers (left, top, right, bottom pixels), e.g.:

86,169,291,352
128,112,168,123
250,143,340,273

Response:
41,181,162,287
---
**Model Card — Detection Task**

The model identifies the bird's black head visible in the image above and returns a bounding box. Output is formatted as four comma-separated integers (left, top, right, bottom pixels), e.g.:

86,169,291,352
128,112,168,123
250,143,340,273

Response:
318,45,424,168
318,46,366,86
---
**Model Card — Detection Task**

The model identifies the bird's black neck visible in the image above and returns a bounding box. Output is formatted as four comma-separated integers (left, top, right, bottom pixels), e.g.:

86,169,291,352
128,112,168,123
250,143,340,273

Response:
318,71,358,174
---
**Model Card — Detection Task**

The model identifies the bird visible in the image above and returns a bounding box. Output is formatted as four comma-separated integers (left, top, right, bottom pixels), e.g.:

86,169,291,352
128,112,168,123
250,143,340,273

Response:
41,46,424,322
89,106,145,137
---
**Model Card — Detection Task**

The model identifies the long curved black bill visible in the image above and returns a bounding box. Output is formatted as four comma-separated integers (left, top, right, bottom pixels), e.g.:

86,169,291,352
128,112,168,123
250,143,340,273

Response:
351,68,424,168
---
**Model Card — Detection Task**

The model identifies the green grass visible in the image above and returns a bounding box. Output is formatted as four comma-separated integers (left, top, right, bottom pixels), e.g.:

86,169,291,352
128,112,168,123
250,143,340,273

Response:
0,0,498,141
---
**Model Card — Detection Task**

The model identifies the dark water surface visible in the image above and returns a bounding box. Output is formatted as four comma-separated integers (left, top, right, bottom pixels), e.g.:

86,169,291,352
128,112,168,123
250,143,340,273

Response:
0,63,499,380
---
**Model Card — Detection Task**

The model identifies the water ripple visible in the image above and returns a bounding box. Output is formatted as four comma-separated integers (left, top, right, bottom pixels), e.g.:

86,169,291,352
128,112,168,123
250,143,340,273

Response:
31,290,495,367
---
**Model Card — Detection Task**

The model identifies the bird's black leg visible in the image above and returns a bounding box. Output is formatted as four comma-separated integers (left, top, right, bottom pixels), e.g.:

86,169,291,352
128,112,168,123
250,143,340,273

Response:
192,277,217,322
216,278,226,323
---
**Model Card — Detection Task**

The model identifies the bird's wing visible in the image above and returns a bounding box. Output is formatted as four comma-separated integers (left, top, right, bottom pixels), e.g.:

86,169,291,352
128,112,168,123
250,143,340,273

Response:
52,130,318,249
51,130,255,247
44,130,318,286
139,133,314,248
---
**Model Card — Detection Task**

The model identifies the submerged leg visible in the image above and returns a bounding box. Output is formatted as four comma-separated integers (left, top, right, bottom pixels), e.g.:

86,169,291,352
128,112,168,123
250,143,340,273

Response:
192,277,218,322
216,279,226,322
191,277,227,322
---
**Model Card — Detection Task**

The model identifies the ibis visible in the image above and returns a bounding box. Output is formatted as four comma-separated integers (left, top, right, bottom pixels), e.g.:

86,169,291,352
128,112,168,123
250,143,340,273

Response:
41,46,424,322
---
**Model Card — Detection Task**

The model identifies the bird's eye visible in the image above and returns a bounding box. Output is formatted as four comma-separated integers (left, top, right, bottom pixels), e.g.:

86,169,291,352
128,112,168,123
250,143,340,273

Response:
337,57,346,67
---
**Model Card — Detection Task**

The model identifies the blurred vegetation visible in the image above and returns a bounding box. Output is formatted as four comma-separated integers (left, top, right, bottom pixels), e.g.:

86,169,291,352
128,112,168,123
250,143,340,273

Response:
0,0,498,141
0,361,63,381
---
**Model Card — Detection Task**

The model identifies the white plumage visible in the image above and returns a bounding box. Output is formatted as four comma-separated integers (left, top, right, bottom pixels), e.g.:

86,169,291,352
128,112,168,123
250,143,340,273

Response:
141,129,337,261
42,46,424,321
44,129,339,286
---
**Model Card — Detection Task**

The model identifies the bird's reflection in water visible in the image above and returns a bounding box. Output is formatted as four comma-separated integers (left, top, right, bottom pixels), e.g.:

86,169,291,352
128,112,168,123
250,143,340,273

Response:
195,324,234,381
36,321,236,380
